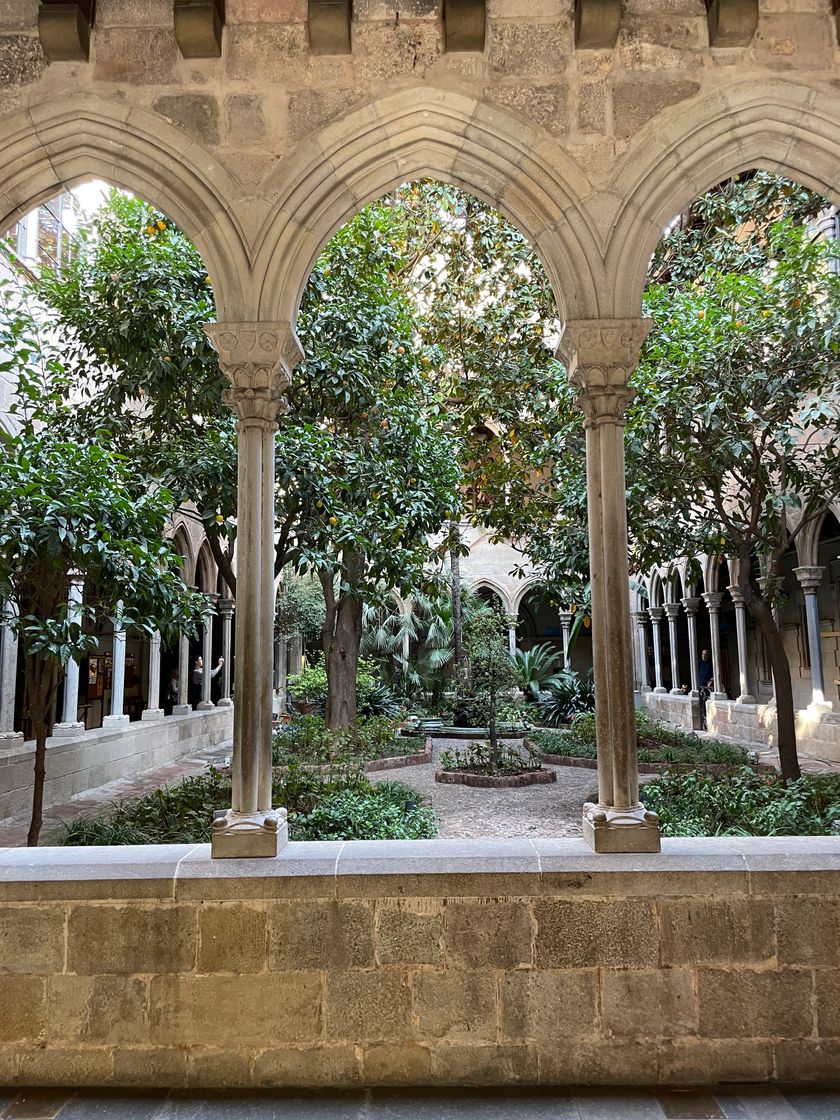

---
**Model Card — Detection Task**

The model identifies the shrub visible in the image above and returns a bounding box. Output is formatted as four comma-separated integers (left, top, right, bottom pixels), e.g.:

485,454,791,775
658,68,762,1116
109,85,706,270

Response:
287,660,402,718
643,767,840,837
272,713,423,766
440,739,542,776
62,765,438,845
511,643,563,701
288,665,328,708
538,669,595,726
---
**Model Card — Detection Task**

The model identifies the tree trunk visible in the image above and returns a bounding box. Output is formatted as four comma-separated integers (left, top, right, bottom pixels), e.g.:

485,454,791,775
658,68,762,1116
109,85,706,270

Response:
488,676,498,769
324,550,365,732
749,597,800,781
449,521,463,675
27,656,58,847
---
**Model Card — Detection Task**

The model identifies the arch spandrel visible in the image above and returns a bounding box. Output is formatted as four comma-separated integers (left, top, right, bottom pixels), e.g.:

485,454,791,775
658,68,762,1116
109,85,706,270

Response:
0,96,252,323
253,88,604,328
602,79,840,317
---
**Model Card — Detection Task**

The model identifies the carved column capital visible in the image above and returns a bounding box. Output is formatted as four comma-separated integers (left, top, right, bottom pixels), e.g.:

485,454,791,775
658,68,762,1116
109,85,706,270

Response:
218,597,235,618
703,591,724,611
663,602,682,621
632,611,649,626
205,322,303,424
681,596,702,616
559,318,652,427
728,585,746,608
794,566,825,594
647,607,663,623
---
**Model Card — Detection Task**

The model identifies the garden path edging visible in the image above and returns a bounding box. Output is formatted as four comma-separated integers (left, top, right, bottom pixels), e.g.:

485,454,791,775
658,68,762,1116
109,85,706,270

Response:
435,767,557,788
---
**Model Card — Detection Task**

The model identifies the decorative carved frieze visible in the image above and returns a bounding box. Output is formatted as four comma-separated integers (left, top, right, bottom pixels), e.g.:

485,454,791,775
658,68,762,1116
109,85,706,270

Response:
38,1,95,62
443,0,486,53
574,0,621,50
706,0,758,47
308,0,352,55
174,0,225,59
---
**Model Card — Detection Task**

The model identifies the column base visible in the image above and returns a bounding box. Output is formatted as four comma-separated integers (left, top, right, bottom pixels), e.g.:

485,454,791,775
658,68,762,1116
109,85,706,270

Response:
197,700,215,711
736,695,757,705
669,688,684,696
0,730,23,743
582,802,661,854
711,691,728,701
172,704,192,715
211,808,288,859
653,686,667,694
101,714,130,729
141,708,165,722
216,697,233,708
52,721,85,737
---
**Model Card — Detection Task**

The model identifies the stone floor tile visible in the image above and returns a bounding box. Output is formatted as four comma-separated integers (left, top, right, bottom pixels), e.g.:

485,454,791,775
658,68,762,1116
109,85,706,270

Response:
366,1093,581,1118
2,1091,75,1119
55,1092,167,1119
657,1090,725,1119
715,1088,799,1120
573,1092,665,1120
780,1091,840,1119
165,1096,367,1120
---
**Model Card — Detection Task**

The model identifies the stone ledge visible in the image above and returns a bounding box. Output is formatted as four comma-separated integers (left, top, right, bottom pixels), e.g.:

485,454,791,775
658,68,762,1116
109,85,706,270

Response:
435,767,556,788
0,836,838,901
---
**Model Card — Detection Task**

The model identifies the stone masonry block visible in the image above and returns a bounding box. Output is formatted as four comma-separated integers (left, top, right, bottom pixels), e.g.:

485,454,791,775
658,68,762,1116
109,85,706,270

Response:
816,969,840,1037
17,1048,114,1087
601,968,697,1038
226,94,267,142
326,971,412,1042
444,899,533,969
537,1038,658,1086
153,94,220,146
187,1049,251,1088
0,974,46,1043
774,1039,840,1082
0,905,64,973
486,83,569,137
68,905,196,975
198,904,266,973
254,1045,361,1088
776,897,840,966
375,899,442,966
658,898,775,966
268,900,374,970
92,27,178,84
0,34,45,88
612,78,700,139
499,969,597,1041
413,971,497,1042
488,22,572,78
698,968,814,1039
112,1047,187,1088
150,973,322,1048
534,899,658,968
48,975,149,1046
431,1042,538,1086
658,1038,773,1084
362,1042,433,1085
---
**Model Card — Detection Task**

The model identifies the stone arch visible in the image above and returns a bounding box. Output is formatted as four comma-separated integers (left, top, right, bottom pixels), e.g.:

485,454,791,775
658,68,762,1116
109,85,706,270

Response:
0,96,251,321
606,80,840,316
254,88,603,330
169,525,196,586
470,578,515,617
511,576,545,616
194,542,217,595
647,570,665,608
664,565,683,604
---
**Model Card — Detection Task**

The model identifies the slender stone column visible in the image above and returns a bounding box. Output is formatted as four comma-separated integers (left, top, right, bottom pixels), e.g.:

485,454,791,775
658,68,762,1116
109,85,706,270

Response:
197,595,217,710
728,586,756,704
53,576,86,736
682,597,702,697
0,606,22,743
140,630,165,721
559,610,574,668
102,605,129,728
288,635,303,677
205,323,300,858
648,608,667,693
507,625,517,657
217,597,234,708
664,602,682,694
794,566,832,711
561,319,659,853
702,592,728,700
172,631,192,715
632,612,650,692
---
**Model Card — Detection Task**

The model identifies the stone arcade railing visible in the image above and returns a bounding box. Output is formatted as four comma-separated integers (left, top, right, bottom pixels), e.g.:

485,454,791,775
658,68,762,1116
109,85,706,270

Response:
0,835,838,1089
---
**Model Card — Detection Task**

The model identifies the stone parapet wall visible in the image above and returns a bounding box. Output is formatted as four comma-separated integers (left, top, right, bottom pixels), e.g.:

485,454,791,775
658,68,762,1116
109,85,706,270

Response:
0,708,233,823
0,837,838,1088
708,699,840,763
642,691,699,731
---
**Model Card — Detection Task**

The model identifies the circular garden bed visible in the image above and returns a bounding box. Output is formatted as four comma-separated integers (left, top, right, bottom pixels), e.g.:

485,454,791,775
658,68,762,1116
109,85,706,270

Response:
435,767,556,788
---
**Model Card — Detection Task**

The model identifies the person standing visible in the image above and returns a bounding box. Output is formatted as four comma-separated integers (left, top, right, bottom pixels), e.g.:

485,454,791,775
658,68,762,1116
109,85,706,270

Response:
190,655,223,708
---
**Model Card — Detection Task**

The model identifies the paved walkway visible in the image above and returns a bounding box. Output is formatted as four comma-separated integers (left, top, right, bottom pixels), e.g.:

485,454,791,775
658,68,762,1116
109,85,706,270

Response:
1,1086,839,1119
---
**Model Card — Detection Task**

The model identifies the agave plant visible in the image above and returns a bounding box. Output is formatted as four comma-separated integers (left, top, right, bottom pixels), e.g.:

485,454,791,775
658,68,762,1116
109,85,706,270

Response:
538,668,595,727
511,642,563,701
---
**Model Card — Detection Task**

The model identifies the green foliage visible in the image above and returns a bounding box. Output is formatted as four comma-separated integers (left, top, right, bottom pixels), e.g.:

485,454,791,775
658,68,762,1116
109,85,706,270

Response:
440,740,542,776
532,711,751,767
643,767,840,837
511,643,563,701
287,665,329,707
287,659,401,717
537,669,595,726
62,767,438,845
275,573,326,641
455,606,520,732
272,713,423,766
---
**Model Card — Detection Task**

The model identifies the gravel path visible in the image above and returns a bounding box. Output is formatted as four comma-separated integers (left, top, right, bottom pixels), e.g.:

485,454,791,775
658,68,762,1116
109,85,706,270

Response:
369,736,598,839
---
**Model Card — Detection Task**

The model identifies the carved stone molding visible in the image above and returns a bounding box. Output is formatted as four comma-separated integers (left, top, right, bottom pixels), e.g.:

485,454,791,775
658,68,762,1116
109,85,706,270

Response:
728,584,746,608
205,322,301,423
174,0,224,59
794,566,825,594
574,0,621,50
663,602,681,622
703,591,725,611
308,0,352,55
706,0,758,47
647,607,663,623
559,317,651,425
38,1,95,62
682,596,702,617
444,0,486,53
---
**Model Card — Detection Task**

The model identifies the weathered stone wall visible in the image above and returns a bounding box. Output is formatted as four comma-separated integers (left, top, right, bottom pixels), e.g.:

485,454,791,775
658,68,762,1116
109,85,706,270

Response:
708,698,840,763
642,691,699,731
0,837,838,1088
0,707,232,823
